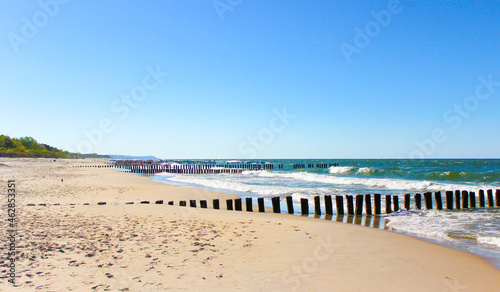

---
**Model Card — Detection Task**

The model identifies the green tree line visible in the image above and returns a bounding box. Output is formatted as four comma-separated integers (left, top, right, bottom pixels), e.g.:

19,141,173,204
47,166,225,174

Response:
0,135,109,158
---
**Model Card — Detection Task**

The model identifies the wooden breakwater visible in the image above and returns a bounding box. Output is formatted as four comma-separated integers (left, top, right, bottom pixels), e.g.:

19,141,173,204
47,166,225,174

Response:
169,190,499,215
29,189,500,215
114,162,271,174
108,161,340,174
293,163,338,169
74,164,114,168
72,161,342,174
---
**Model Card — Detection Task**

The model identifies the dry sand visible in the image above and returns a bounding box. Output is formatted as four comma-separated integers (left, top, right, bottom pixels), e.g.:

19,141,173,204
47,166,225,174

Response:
0,158,499,291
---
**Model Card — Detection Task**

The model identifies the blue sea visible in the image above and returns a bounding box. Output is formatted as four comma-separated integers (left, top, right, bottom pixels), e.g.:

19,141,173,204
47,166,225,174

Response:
153,159,500,268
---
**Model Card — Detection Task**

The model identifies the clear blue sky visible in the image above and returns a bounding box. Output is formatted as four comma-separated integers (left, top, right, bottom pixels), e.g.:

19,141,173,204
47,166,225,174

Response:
1,1,499,159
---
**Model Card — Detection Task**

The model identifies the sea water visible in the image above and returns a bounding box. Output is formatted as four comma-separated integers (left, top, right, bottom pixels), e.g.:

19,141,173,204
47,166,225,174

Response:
153,159,500,268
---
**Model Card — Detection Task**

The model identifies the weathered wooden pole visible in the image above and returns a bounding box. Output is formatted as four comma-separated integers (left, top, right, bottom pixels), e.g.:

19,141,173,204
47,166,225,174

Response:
404,194,410,210
469,191,476,209
355,195,363,215
213,199,220,210
424,192,433,210
314,196,321,215
414,193,422,210
301,198,309,215
246,198,253,212
487,189,494,207
446,191,453,210
226,199,233,211
336,196,344,215
374,194,381,215
235,198,242,211
462,191,469,209
286,196,294,214
479,190,485,207
365,194,372,215
385,195,392,214
455,190,461,209
271,197,281,213
435,191,443,210
200,200,207,209
258,197,265,212
325,195,333,215
496,189,500,207
346,195,354,215
393,196,399,212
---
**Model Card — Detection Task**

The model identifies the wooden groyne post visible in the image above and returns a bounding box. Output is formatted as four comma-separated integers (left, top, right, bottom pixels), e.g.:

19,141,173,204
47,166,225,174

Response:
393,195,399,212
455,190,461,209
355,195,363,216
301,198,309,215
271,197,281,213
479,190,485,207
497,189,500,207
415,193,422,210
336,195,344,215
462,191,469,209
385,195,392,214
246,198,253,212
374,194,381,215
235,198,242,211
435,191,443,210
314,196,321,215
325,195,333,215
470,191,476,208
365,194,372,215
446,191,453,209
258,197,265,213
424,192,433,210
487,189,494,207
286,196,294,214
404,193,410,210
346,195,354,215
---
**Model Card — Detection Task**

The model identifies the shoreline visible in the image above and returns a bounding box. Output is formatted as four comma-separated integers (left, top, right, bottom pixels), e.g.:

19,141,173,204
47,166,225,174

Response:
155,169,500,269
1,158,499,291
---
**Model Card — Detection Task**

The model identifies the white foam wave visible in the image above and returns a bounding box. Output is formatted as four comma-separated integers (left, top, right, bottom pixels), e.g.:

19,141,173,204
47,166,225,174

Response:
163,173,302,196
478,236,500,247
328,166,356,174
243,170,483,192
158,169,495,194
386,212,450,240
357,167,377,174
387,210,500,248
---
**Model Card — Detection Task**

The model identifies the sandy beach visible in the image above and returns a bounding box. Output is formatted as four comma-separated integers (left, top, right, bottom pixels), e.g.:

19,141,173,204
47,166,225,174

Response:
1,158,499,291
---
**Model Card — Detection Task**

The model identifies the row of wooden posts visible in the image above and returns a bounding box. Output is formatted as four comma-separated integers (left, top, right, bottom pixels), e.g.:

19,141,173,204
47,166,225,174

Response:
73,162,342,174
292,163,339,169
113,163,285,174
26,189,499,216
74,165,113,168
151,189,500,215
